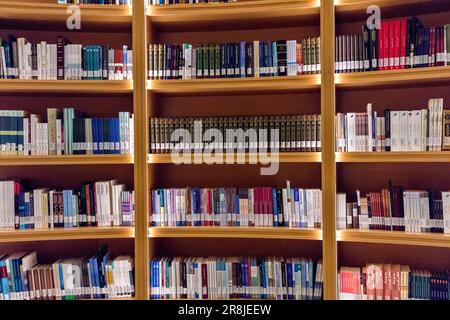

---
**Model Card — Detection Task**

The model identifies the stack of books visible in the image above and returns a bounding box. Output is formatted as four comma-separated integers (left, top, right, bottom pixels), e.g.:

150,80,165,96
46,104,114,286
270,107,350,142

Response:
0,245,134,300
150,256,323,300
151,185,322,228
0,179,135,230
339,263,449,300
0,36,132,80
336,19,450,73
148,38,321,80
335,98,448,152
0,108,134,156
337,184,450,233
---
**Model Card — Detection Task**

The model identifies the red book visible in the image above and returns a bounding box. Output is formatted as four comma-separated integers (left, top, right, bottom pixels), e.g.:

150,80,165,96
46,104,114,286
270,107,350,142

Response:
379,22,385,70
391,264,401,300
394,20,401,69
438,26,446,66
267,187,273,227
201,262,208,299
400,19,407,69
383,21,390,70
389,21,396,70
430,27,436,67
383,264,392,300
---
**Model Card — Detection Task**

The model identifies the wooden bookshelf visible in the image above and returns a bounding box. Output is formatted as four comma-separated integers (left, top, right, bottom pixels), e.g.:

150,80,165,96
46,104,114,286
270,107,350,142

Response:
2,0,450,301
147,75,321,95
0,1,132,30
0,155,134,166
149,227,322,241
335,66,450,89
0,80,133,93
0,227,134,243
147,0,320,30
148,152,322,164
336,152,450,163
337,230,450,248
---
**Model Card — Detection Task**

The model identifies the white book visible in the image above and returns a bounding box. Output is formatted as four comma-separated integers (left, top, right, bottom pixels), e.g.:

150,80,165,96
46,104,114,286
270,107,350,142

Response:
411,110,422,151
436,98,444,151
399,111,408,151
442,192,450,234
421,109,428,151
428,99,435,151
346,113,357,152
366,104,373,152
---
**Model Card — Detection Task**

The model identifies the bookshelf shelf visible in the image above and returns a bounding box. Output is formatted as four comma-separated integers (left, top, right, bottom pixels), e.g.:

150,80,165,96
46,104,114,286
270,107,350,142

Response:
0,155,134,166
337,230,450,248
147,75,321,95
149,227,322,241
148,152,322,164
147,0,320,31
0,1,132,29
0,227,135,243
335,66,450,89
0,80,133,94
336,152,450,163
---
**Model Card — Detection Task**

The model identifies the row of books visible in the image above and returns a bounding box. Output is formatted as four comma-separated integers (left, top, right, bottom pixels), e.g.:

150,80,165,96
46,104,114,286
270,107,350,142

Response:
0,179,135,230
148,38,320,80
0,36,132,80
150,256,323,300
150,186,323,228
336,99,449,152
58,1,132,4
0,109,134,156
147,0,235,4
339,264,449,300
0,246,134,300
150,115,321,154
336,19,450,73
337,184,450,234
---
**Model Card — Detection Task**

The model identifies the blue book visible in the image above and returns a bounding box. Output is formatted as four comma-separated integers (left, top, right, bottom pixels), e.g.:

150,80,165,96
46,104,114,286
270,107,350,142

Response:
240,41,246,77
272,189,278,227
260,258,267,299
235,192,240,227
98,119,104,154
272,41,277,76
159,189,165,226
0,256,9,299
58,262,65,300
294,189,299,228
91,118,97,155
286,261,293,300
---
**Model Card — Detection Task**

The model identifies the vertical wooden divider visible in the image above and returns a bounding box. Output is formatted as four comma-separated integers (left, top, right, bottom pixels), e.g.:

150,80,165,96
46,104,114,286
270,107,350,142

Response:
133,0,149,300
320,0,337,300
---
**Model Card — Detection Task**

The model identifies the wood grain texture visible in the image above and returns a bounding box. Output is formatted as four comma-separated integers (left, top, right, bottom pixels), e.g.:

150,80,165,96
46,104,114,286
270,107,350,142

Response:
148,153,322,164
0,155,133,166
148,0,320,31
149,227,322,241
335,66,450,89
0,1,132,31
338,230,450,248
148,75,321,95
336,152,450,163
321,0,337,300
0,80,132,93
0,227,134,243
133,0,150,301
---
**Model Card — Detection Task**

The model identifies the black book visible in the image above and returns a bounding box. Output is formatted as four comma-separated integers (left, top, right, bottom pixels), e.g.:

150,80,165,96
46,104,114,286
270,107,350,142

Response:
245,42,253,77
384,109,391,151
276,40,287,76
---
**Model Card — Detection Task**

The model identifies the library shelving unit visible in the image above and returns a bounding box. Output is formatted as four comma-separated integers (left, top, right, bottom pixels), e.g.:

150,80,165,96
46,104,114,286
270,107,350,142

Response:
141,0,327,301
2,0,450,301
0,0,136,300
333,0,450,295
